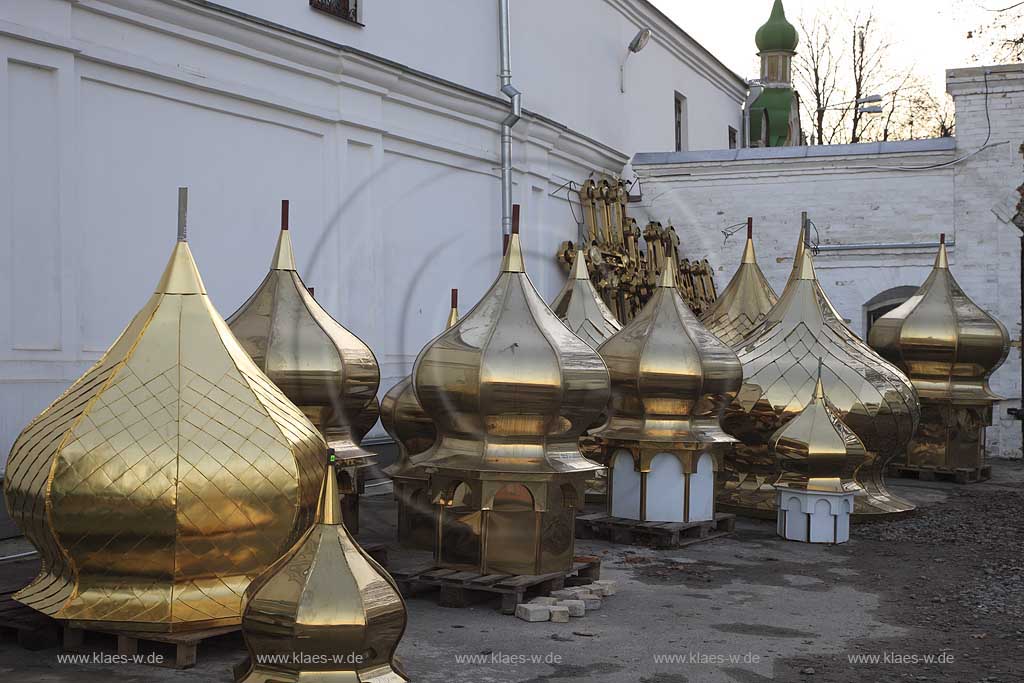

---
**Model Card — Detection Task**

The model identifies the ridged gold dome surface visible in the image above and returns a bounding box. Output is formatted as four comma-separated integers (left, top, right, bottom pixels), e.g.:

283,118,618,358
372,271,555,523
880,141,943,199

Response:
594,260,743,445
3,201,323,632
699,222,779,348
237,465,407,683
770,366,868,493
414,233,610,475
868,238,1009,403
228,202,380,469
721,228,920,519
551,250,622,350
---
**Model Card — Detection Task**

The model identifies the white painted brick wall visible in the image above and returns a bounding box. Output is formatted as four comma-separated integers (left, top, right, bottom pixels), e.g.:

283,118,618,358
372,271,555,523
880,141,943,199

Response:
635,63,1024,458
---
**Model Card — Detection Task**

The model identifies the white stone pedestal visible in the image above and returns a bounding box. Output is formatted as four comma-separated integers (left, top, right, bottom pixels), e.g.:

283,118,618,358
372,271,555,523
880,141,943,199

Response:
775,487,854,544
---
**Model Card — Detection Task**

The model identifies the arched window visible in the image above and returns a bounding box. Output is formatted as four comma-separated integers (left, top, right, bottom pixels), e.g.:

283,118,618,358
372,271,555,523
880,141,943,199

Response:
863,286,918,335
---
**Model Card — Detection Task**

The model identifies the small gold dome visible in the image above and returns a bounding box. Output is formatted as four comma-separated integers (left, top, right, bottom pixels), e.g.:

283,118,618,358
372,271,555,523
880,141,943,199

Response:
414,232,609,475
228,201,380,468
3,191,323,632
594,259,743,445
721,226,920,518
237,464,408,683
381,290,459,480
700,220,779,347
551,250,622,349
868,236,1009,403
770,365,868,493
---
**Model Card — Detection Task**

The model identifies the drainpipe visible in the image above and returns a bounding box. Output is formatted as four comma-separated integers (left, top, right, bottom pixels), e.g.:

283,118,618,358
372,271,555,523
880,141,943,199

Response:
498,0,521,236
742,80,764,148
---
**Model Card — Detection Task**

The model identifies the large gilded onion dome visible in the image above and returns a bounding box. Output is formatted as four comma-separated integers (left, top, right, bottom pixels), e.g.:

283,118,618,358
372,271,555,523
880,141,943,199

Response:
413,225,609,575
3,191,323,632
721,225,920,519
699,219,779,348
868,235,1009,475
228,201,380,472
237,463,408,683
868,235,1009,404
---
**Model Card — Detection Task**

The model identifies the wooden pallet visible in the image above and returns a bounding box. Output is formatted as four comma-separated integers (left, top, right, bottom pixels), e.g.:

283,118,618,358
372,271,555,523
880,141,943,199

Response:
62,623,240,669
0,592,61,650
392,557,601,614
887,463,991,484
575,512,736,549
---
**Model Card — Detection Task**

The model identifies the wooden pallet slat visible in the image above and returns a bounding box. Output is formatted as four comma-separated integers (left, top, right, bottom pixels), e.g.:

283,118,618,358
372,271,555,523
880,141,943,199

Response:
576,512,735,549
61,623,239,669
399,557,601,614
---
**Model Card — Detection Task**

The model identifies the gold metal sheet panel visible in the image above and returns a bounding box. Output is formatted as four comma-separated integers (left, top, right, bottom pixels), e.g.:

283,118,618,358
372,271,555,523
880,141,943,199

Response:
4,240,324,632
721,230,920,519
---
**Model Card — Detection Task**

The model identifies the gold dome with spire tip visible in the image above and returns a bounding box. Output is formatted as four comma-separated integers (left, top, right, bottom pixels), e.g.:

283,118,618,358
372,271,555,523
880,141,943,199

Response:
594,258,743,446
236,462,408,683
228,201,380,527
770,362,868,493
592,257,742,524
721,218,920,519
381,289,459,548
3,189,323,632
551,249,622,349
869,235,1009,475
699,218,779,347
414,212,609,575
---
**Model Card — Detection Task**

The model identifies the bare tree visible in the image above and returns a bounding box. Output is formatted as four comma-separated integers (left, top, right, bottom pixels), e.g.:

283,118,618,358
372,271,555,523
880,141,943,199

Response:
848,12,891,143
794,13,841,144
967,1,1024,62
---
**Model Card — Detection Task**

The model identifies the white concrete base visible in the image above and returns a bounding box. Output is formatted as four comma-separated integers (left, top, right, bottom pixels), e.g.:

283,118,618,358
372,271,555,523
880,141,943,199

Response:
776,487,854,544
610,450,716,523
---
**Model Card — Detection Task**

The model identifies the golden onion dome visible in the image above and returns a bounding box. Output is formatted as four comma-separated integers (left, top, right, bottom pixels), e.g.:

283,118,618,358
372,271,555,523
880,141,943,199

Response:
228,201,380,466
551,250,622,349
721,226,920,517
594,259,743,444
238,463,408,683
868,235,1009,403
413,230,609,474
2,190,323,632
770,364,868,493
381,290,460,479
699,219,779,347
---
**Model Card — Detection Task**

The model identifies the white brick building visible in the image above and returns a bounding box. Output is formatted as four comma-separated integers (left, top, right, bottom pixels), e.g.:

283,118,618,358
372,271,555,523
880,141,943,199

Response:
634,64,1024,458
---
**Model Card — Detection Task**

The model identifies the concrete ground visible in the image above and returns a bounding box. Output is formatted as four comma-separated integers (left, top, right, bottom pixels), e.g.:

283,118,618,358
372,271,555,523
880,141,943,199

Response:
1,461,1022,683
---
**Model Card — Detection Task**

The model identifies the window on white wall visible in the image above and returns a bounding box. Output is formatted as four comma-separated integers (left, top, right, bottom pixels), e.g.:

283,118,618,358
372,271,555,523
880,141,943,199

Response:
674,93,688,152
728,126,738,149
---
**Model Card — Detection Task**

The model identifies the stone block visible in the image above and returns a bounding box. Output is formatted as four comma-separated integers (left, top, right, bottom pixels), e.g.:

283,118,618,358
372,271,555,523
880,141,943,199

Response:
549,606,570,623
529,597,559,606
593,580,617,596
514,603,550,622
549,589,577,599
582,596,602,610
558,599,586,617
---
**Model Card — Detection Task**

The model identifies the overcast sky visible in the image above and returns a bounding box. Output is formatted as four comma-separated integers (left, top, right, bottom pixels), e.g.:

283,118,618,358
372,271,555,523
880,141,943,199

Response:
650,0,1006,95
